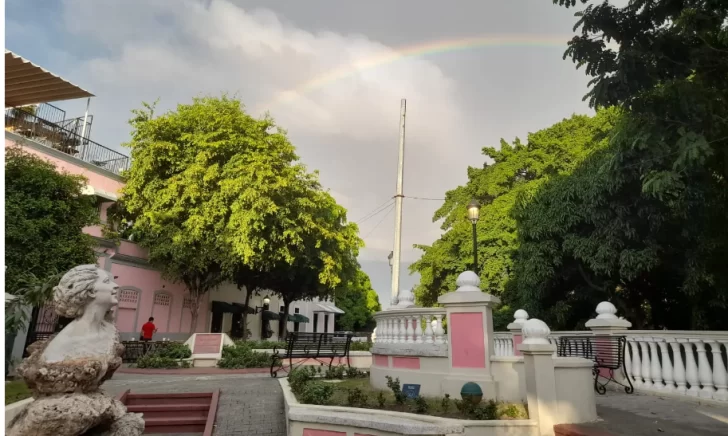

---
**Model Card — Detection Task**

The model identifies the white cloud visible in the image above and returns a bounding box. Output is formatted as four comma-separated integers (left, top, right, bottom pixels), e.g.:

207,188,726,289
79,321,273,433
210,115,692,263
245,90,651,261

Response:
59,0,480,263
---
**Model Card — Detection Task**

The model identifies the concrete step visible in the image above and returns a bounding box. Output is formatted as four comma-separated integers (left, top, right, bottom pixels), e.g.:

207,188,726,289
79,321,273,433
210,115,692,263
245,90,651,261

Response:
126,403,209,419
143,416,207,434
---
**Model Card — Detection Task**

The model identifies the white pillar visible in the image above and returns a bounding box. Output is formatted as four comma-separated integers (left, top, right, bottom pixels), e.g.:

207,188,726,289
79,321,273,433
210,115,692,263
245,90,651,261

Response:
684,340,700,397
706,340,728,401
648,338,663,390
629,338,643,388
507,309,529,357
694,340,715,399
657,339,674,392
639,339,653,389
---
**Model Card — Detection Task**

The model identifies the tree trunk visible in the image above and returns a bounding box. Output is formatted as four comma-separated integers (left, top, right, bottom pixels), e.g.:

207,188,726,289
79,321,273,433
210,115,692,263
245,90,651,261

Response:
240,285,252,341
190,292,202,334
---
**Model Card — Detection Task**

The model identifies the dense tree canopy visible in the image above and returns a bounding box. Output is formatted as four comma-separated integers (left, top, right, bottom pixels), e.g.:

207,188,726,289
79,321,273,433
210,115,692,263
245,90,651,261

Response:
121,96,362,332
5,147,98,332
409,109,619,312
510,0,728,329
334,268,382,332
413,0,727,330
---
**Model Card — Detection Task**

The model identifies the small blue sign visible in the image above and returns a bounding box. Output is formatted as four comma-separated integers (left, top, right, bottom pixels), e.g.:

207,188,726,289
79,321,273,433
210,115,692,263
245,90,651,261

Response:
402,384,421,399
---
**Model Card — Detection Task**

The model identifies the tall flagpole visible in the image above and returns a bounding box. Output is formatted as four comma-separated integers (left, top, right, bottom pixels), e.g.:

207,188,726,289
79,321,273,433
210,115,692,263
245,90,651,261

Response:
390,99,406,308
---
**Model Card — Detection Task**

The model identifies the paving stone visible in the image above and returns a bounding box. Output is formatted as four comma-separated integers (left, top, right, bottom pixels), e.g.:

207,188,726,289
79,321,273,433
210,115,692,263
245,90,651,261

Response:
103,373,285,436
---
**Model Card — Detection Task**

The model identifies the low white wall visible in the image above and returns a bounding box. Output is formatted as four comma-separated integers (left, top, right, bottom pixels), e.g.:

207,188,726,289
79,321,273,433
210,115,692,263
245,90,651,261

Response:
554,357,597,423
5,398,33,427
491,357,526,402
280,378,538,436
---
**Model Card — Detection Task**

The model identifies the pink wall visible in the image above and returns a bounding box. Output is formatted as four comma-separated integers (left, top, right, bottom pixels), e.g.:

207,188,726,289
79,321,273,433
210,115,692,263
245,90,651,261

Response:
392,357,420,369
118,240,149,259
513,334,523,356
110,263,207,334
6,138,125,195
373,354,389,367
450,312,486,368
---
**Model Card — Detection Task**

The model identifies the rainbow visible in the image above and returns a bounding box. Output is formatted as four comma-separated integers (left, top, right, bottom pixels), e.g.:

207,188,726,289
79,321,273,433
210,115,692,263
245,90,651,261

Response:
259,34,574,110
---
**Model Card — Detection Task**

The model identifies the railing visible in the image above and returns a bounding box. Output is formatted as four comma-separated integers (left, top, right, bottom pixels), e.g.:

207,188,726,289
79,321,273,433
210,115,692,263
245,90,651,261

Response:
372,308,448,355
494,328,728,401
5,107,129,175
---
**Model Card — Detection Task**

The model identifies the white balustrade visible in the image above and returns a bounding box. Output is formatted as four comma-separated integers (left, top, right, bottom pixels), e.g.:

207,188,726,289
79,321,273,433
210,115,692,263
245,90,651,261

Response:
372,308,448,355
617,332,728,401
493,333,514,357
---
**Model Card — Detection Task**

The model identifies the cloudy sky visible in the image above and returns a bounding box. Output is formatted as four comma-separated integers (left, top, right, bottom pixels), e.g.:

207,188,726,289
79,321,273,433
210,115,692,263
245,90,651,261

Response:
6,0,598,307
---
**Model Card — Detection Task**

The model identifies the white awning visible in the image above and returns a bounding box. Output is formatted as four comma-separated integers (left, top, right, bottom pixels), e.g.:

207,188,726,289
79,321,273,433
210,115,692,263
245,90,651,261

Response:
5,50,94,107
313,303,345,314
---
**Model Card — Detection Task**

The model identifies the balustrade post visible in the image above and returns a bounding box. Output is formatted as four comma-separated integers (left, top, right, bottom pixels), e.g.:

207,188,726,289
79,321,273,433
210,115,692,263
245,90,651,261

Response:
585,301,632,386
414,316,424,344
433,315,445,344
694,340,715,399
628,338,643,388
657,339,674,391
397,317,405,343
683,340,700,397
668,339,686,394
423,316,434,344
437,271,500,396
705,340,728,401
648,338,664,390
507,309,529,357
638,339,653,389
405,316,415,343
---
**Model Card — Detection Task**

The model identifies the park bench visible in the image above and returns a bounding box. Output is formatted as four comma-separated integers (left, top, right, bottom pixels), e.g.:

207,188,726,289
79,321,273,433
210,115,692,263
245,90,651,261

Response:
120,340,175,363
270,332,353,378
556,335,634,395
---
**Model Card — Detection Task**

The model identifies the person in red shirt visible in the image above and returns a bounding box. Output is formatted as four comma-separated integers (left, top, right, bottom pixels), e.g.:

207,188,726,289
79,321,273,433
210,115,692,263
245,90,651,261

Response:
141,317,157,341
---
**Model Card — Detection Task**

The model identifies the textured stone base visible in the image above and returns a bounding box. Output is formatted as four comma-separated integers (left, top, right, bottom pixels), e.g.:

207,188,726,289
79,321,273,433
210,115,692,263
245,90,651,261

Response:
7,392,143,436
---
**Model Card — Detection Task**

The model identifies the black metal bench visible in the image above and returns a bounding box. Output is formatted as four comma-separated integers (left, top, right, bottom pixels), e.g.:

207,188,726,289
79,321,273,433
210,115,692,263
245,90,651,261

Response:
120,341,175,363
557,335,634,395
270,332,353,378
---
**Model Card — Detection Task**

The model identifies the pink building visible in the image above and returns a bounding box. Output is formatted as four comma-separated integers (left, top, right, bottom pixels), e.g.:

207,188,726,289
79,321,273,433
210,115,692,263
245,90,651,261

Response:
5,51,342,360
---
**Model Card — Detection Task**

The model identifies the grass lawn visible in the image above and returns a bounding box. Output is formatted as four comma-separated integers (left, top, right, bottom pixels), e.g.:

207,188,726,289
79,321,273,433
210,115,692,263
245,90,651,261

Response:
5,380,32,405
316,378,528,420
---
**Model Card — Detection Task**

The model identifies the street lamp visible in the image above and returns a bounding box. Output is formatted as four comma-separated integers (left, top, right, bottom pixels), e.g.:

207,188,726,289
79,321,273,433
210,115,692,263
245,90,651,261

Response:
467,199,480,274
255,296,271,313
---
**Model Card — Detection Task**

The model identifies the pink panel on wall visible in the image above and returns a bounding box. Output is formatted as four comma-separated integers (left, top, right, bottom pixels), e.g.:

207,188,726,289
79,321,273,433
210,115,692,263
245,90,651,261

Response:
83,225,103,238
513,334,523,356
116,308,136,332
302,430,346,436
373,354,389,367
450,312,486,368
392,357,420,369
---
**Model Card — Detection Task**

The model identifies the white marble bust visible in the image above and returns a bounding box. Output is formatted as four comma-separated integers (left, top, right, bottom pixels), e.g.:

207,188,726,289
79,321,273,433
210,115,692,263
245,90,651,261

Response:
42,265,120,363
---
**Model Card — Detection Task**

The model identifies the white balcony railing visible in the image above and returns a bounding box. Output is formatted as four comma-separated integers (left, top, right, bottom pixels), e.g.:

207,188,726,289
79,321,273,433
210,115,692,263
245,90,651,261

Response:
371,308,448,356
493,333,514,357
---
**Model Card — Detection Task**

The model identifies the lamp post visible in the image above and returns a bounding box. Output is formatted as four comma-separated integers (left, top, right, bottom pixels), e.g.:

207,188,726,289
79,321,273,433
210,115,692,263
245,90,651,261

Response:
467,199,480,274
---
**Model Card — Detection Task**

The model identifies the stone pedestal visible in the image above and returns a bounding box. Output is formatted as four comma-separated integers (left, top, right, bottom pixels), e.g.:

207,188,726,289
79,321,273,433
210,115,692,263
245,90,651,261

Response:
437,271,500,397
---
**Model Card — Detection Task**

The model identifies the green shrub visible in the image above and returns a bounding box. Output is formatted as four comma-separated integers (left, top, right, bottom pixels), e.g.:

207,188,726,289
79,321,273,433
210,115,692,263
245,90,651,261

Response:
385,376,407,405
350,341,372,351
344,367,366,379
299,382,334,405
242,340,286,350
498,402,529,419
137,355,190,369
440,394,451,413
346,387,368,408
412,395,429,414
376,391,386,408
325,365,346,379
217,343,272,369
156,343,192,359
288,366,318,394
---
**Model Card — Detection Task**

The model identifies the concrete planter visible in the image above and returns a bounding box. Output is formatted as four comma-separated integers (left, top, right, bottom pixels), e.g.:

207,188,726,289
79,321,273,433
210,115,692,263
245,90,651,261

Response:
279,378,538,436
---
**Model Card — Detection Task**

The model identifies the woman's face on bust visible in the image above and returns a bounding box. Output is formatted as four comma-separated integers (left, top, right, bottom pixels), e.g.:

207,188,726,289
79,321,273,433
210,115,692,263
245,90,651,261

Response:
93,270,119,308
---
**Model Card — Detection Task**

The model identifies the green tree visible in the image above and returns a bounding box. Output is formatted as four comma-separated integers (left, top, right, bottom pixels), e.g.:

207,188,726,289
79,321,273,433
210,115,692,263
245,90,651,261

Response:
512,1,728,329
5,147,98,332
122,96,361,333
334,268,382,332
409,110,619,309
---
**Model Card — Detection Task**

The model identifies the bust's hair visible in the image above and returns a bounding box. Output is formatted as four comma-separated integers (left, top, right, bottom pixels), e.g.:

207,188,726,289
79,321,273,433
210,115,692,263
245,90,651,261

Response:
53,264,101,318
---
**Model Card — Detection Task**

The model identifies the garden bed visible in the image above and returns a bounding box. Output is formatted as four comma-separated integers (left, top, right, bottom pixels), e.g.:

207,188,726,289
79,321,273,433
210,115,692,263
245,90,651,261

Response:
287,366,528,421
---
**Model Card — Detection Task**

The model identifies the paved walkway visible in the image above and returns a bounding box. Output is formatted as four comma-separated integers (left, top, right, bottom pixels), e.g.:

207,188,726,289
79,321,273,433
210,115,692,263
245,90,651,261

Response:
589,392,728,436
104,373,728,436
103,373,285,436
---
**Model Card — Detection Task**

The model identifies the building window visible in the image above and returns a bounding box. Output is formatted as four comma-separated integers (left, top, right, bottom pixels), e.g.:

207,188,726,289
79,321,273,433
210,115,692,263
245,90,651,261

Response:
293,307,300,332
280,305,285,313
313,313,319,333
324,314,330,333
151,292,172,333
294,308,300,314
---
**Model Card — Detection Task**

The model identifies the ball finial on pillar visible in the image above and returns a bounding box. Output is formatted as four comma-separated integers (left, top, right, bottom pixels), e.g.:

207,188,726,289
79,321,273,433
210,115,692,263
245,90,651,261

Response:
522,319,551,345
595,301,618,319
455,271,480,292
